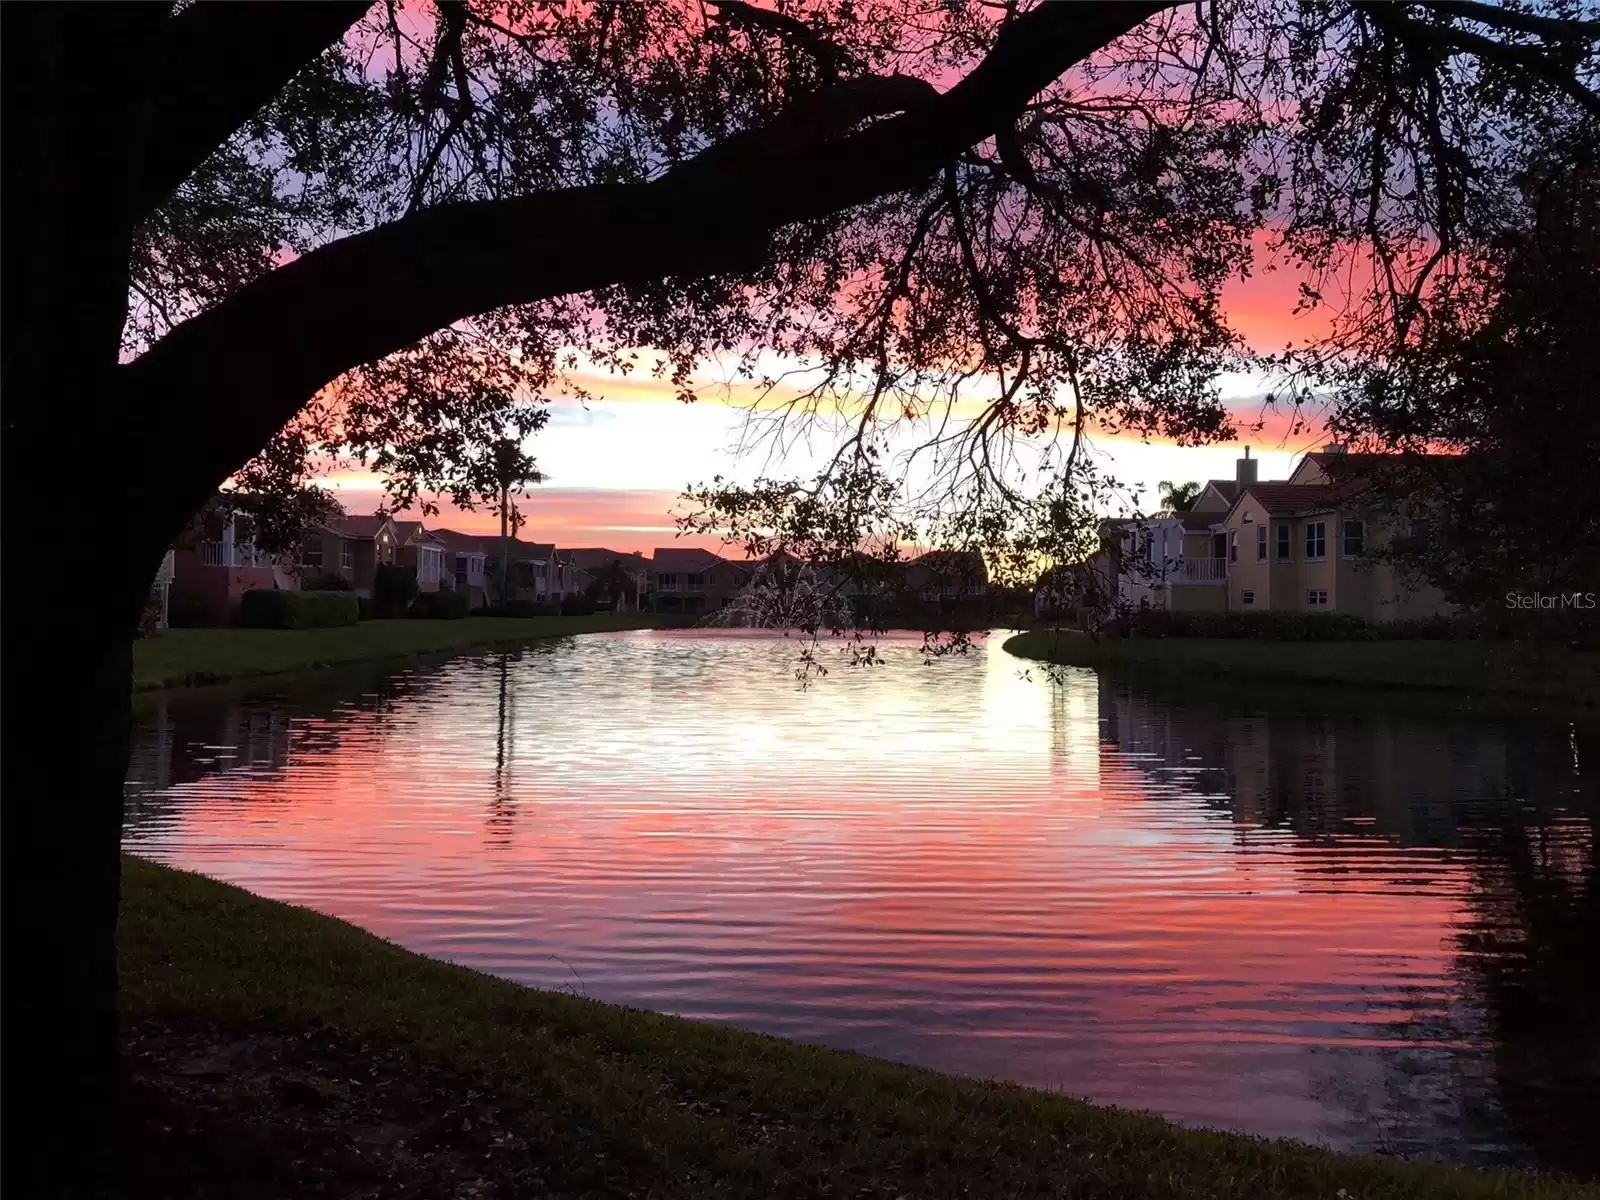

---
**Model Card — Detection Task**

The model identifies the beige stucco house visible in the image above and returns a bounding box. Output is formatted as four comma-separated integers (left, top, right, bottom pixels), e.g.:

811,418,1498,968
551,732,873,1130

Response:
1217,449,1450,620
1093,447,1449,622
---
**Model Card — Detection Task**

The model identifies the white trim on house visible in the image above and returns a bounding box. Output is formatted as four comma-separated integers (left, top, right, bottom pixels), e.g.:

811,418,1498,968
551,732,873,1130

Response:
416,543,444,585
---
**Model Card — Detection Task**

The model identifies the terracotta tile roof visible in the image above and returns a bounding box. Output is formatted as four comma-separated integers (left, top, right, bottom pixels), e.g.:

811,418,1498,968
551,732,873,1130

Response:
329,514,392,539
744,550,806,570
1296,451,1456,483
566,548,647,572
430,528,490,555
1202,480,1240,503
1302,452,1398,471
480,539,554,563
393,520,444,546
650,547,725,574
1239,483,1355,515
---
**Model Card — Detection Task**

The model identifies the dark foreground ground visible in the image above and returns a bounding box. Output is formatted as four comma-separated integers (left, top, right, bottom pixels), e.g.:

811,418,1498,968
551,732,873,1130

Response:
106,858,1597,1199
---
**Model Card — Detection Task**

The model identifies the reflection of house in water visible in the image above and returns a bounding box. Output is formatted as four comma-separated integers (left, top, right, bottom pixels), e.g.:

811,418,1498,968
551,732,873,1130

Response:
1086,673,1598,1173
125,700,297,841
123,668,441,837
1090,676,1553,849
1045,667,1104,789
125,702,296,815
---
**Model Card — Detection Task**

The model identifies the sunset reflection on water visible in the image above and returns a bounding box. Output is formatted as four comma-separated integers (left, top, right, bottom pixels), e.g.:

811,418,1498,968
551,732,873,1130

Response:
125,630,1598,1174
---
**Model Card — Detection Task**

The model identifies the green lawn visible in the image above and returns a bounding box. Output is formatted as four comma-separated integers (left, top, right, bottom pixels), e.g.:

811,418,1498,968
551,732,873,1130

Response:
118,857,1593,1199
1005,629,1600,711
134,615,663,691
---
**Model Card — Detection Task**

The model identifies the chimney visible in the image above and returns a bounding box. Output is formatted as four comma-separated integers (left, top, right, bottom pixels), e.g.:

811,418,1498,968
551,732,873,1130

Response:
1235,445,1258,488
1321,443,1348,456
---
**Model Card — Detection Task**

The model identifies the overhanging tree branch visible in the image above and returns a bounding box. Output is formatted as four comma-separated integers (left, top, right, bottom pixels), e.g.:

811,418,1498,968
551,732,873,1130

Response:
124,0,1174,528
706,0,860,78
135,0,372,223
1365,2,1600,118
1423,1,1600,42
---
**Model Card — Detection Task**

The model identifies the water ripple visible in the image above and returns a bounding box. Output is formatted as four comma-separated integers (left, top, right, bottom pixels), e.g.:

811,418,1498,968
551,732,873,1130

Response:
125,630,1598,1176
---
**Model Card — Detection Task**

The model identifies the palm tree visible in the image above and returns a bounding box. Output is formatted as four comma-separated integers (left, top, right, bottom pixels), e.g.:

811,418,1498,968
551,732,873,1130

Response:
1158,480,1204,514
491,436,542,603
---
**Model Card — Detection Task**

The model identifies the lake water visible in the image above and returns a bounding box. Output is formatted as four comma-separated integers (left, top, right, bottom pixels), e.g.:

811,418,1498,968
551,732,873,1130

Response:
124,630,1599,1176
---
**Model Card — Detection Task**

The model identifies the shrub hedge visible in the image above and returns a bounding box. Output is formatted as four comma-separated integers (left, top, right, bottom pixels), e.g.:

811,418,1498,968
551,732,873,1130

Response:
1102,606,1600,646
373,563,419,617
239,588,359,629
300,572,354,592
411,589,470,619
1106,609,1461,642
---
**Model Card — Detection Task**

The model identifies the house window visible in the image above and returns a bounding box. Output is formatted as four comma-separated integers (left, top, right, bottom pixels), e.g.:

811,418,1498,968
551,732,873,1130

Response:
685,573,704,587
1256,525,1267,561
300,542,323,570
1276,523,1291,561
1228,531,1237,563
1242,589,1256,605
1307,589,1329,607
340,544,354,570
1304,520,1327,560
1342,519,1364,557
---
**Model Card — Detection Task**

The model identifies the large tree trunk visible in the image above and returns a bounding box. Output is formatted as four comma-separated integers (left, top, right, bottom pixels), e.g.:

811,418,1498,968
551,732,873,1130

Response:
1,9,172,1191
1,328,153,1198
1,607,139,1196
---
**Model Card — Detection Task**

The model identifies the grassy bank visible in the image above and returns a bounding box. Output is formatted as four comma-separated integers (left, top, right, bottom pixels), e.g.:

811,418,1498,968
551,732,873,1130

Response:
1004,629,1600,710
134,615,662,692
118,857,1590,1198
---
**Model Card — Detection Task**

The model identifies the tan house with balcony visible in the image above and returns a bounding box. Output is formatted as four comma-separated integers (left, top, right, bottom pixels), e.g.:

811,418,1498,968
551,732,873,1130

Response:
568,548,649,611
1091,447,1447,622
482,539,561,604
649,547,733,614
1094,453,1268,613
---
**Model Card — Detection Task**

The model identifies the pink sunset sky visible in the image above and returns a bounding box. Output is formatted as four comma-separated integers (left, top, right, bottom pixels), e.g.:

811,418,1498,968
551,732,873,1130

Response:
303,3,1360,556
323,263,1342,555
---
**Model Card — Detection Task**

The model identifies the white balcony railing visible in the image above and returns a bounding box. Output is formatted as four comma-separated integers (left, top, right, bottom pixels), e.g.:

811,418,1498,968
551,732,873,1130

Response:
199,541,270,568
1176,556,1228,584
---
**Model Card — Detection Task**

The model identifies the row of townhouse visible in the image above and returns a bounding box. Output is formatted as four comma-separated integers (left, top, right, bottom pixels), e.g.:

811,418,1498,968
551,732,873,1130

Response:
645,547,990,616
1079,446,1449,621
159,497,993,627
163,501,618,624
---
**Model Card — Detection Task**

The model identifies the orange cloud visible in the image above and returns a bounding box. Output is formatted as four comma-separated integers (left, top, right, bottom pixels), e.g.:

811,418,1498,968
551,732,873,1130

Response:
334,485,725,555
